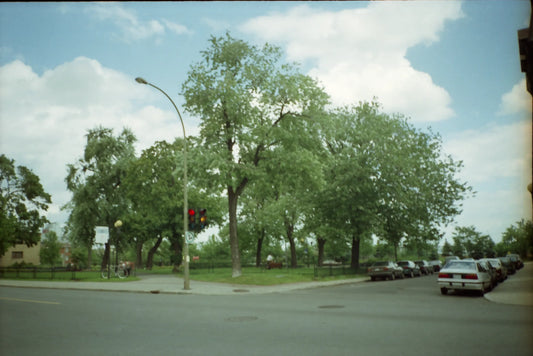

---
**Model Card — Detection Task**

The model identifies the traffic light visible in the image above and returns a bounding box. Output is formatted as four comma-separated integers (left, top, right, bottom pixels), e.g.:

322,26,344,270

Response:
199,209,207,230
188,209,196,230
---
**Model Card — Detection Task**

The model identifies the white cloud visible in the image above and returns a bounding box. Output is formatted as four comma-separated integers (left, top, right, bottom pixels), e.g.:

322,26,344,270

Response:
498,78,531,116
241,2,464,122
85,4,190,42
444,121,531,184
0,58,197,224
443,120,532,241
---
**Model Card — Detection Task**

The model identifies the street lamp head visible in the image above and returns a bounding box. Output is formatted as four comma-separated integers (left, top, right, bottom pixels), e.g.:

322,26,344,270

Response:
114,220,123,228
135,77,148,85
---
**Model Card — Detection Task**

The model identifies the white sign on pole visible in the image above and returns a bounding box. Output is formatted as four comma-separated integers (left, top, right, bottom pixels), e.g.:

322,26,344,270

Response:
94,226,109,245
185,231,195,244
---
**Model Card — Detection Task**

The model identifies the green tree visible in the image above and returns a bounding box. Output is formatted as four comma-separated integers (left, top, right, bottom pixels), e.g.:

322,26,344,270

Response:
0,154,51,256
373,108,471,260
39,230,62,266
123,140,184,269
182,33,329,277
317,103,383,268
65,127,136,268
499,219,533,258
441,239,454,256
452,226,495,259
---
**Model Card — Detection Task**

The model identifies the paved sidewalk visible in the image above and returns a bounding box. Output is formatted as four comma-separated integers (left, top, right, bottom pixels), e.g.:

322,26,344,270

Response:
484,261,533,307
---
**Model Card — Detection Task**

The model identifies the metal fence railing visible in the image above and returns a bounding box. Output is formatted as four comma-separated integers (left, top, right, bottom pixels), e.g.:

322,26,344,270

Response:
0,266,135,280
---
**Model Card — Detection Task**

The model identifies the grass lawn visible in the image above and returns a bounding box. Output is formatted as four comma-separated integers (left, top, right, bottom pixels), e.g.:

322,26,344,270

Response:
1,265,367,285
141,265,367,285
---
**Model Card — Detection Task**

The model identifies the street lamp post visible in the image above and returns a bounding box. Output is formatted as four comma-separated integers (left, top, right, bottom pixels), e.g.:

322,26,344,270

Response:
135,77,190,290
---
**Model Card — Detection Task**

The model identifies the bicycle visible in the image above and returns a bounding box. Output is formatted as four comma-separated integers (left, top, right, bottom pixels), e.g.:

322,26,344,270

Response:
101,264,128,279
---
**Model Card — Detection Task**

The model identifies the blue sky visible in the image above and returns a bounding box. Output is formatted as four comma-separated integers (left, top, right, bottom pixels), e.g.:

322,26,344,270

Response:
0,1,531,244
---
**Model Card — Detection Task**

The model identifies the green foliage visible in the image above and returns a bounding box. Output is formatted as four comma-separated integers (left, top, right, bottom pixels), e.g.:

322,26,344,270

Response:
182,32,329,276
497,219,533,258
64,127,136,267
39,231,62,266
0,154,51,256
452,226,495,258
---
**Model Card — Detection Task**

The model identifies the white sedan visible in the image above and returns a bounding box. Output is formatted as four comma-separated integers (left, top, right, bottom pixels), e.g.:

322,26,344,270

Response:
438,260,492,295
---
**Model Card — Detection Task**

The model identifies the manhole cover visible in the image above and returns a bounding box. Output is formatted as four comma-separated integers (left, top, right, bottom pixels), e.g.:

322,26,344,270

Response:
318,305,345,309
233,289,250,293
225,316,259,322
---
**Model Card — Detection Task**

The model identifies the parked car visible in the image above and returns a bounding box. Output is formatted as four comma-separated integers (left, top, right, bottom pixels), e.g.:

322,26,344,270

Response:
507,254,524,270
367,261,404,281
429,260,442,272
444,256,460,265
397,260,422,278
415,260,434,275
498,256,516,275
484,258,507,283
438,260,492,295
478,259,498,289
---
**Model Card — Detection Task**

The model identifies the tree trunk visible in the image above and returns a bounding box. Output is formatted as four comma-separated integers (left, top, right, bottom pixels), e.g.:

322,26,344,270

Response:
351,236,360,270
135,240,143,268
87,244,93,269
170,235,182,273
146,235,163,270
317,237,326,267
289,237,297,268
255,228,265,267
285,222,297,268
228,187,242,277
101,242,110,270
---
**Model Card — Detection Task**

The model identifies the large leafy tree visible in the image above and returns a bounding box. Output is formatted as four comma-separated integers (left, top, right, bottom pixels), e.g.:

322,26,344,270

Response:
314,102,471,266
182,33,329,277
0,154,51,256
452,225,495,259
498,219,533,258
65,127,136,268
372,107,472,260
317,103,384,268
123,139,224,270
123,140,184,269
39,230,62,266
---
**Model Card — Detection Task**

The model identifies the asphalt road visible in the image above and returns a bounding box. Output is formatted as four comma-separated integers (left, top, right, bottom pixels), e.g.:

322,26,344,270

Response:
1,273,531,356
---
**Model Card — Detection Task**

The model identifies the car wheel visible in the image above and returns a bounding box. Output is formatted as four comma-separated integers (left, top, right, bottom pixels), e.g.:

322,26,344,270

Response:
440,287,448,295
370,276,376,281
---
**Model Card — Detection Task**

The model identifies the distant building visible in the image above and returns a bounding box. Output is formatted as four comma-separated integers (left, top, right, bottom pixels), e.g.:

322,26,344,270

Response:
0,243,41,267
0,222,71,267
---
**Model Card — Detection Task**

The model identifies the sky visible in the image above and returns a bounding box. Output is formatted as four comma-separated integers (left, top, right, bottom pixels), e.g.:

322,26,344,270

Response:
0,1,531,245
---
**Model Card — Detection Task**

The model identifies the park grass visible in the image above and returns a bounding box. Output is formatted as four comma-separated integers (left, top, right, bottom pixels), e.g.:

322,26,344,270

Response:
1,265,367,285
185,266,367,285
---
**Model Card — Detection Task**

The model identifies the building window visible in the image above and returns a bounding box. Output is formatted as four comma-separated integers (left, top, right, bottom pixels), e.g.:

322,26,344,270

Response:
12,251,23,259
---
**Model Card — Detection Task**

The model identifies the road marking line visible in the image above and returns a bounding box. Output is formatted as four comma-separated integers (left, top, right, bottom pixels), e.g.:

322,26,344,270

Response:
0,297,60,305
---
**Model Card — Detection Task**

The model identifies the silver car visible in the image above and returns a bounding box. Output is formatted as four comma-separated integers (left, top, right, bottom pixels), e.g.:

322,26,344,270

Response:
438,260,492,295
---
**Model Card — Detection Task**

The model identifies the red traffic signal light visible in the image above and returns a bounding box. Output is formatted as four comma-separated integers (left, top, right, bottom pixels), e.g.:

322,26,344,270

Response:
188,209,196,230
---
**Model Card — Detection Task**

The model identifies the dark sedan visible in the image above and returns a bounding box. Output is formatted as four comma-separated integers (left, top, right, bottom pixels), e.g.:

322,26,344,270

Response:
397,260,422,278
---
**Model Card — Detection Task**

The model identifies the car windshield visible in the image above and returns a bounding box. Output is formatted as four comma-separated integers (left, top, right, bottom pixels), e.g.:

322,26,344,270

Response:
444,261,476,270
488,260,499,267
